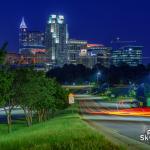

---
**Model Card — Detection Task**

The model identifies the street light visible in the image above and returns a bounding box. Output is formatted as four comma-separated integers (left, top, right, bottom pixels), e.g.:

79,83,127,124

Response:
97,71,101,84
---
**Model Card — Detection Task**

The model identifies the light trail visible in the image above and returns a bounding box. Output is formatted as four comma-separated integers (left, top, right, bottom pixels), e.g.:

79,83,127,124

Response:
79,100,150,117
90,107,150,117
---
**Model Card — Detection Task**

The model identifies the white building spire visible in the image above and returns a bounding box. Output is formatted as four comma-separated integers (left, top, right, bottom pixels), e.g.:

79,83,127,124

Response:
20,17,27,29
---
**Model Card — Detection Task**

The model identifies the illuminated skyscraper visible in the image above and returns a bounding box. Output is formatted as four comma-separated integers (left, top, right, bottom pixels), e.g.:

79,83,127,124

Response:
19,17,48,64
112,46,143,66
19,17,45,54
45,14,69,66
19,17,28,53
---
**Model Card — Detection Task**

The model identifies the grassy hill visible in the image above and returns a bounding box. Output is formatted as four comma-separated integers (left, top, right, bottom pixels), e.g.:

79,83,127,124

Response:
0,109,123,150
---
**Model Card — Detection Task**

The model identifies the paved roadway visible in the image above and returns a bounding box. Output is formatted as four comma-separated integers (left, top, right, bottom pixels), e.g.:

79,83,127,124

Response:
94,120,150,144
76,94,150,146
0,107,24,122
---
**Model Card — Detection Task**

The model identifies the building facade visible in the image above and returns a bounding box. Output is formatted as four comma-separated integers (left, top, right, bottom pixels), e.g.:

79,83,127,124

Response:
87,44,111,68
112,46,143,66
77,55,97,69
76,48,96,68
68,39,87,64
45,14,69,66
28,31,45,47
5,53,21,64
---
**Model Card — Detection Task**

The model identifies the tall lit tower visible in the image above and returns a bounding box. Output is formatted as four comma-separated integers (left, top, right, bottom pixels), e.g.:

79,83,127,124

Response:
19,17,28,53
45,14,69,66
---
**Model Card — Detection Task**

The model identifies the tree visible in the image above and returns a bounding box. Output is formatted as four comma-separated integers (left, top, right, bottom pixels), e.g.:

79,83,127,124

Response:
32,77,69,122
0,42,7,64
32,76,67,121
32,76,55,122
0,69,14,133
47,64,91,84
13,68,37,126
12,67,69,126
54,81,69,110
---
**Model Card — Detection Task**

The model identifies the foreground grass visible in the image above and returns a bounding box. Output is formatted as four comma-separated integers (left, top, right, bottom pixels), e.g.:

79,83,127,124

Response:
0,109,123,150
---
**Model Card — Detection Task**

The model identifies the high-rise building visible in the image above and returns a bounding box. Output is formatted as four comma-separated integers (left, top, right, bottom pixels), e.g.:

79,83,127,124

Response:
19,17,28,53
68,39,87,64
19,17,46,54
19,17,49,64
87,44,111,68
45,14,69,66
28,31,45,47
112,46,143,66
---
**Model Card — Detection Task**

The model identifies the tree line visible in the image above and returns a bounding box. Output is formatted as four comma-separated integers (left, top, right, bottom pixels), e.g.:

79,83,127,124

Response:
0,67,69,132
47,63,150,85
0,44,69,133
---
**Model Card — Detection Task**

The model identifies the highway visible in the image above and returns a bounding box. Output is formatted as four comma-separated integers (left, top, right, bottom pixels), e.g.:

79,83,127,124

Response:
0,107,24,122
1,94,150,147
76,94,150,146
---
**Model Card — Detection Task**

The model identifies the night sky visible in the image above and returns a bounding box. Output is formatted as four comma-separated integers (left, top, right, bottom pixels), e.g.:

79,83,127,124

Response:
0,0,150,64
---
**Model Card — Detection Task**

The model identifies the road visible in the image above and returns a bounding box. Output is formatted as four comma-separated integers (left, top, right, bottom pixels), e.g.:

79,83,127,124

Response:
0,107,24,122
94,120,150,143
76,94,150,147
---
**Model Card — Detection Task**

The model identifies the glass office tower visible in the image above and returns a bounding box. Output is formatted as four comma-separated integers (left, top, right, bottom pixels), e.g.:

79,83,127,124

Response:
45,15,69,66
112,46,143,66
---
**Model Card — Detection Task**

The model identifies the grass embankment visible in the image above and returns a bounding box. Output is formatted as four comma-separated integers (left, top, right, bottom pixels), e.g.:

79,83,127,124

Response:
0,108,123,150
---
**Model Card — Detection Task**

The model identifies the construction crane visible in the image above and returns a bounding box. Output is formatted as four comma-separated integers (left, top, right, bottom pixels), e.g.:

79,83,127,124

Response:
111,37,136,44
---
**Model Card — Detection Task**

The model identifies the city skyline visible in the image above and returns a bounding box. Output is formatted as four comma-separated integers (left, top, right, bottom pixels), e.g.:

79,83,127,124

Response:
0,0,150,64
17,15,142,68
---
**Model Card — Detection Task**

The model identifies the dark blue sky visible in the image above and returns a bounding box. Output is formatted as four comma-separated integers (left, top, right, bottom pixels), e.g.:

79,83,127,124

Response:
0,0,150,63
